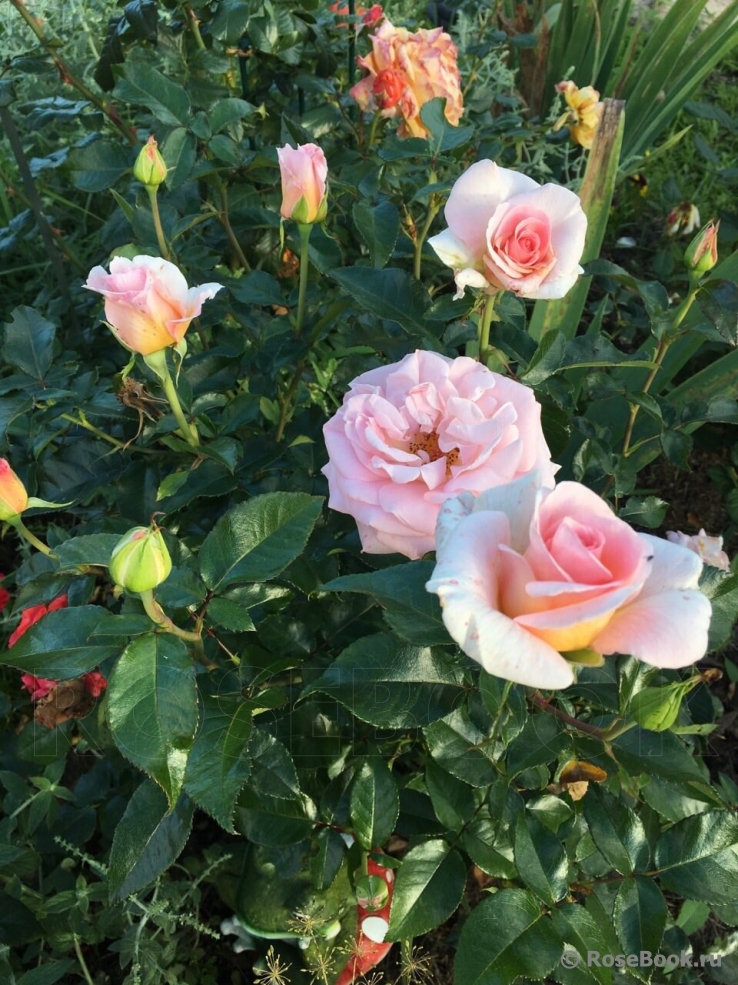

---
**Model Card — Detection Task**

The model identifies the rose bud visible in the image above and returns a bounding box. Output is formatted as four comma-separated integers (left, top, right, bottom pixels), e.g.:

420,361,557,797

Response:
0,458,29,522
133,135,168,188
109,525,172,594
276,143,328,224
684,219,719,276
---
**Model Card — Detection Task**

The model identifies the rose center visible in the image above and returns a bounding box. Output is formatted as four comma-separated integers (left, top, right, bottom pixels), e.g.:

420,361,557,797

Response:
373,68,407,109
407,430,460,478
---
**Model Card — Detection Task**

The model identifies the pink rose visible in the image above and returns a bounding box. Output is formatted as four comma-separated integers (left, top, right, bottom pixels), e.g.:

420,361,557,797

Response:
349,19,463,139
0,458,28,521
85,255,223,356
428,160,587,300
322,350,557,559
667,529,730,572
277,143,328,224
426,475,711,689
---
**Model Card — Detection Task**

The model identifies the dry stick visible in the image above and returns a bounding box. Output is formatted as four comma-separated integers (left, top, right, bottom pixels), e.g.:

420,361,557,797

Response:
0,106,80,333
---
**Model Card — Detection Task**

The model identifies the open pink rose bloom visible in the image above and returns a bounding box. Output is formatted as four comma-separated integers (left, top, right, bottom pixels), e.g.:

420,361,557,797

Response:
429,160,587,300
426,473,711,688
322,350,557,559
85,255,222,356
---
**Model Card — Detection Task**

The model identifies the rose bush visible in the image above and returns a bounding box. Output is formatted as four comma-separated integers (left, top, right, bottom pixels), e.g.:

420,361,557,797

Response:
426,474,712,688
428,160,587,299
322,350,557,558
349,18,463,138
84,255,222,355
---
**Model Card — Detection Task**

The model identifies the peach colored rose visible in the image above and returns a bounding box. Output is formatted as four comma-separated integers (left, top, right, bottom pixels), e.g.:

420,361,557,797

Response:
426,475,711,689
667,528,730,572
349,19,463,139
277,143,328,224
554,80,603,150
0,459,28,521
428,160,587,300
322,350,557,559
85,256,223,356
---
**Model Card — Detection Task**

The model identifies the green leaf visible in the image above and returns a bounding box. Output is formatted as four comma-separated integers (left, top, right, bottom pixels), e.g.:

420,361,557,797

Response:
56,533,121,568
3,606,122,678
479,672,527,744
302,633,466,728
550,903,614,985
248,728,301,800
69,140,130,191
161,127,196,190
583,787,649,876
506,714,569,776
419,97,474,153
323,562,451,646
114,60,191,126
352,200,400,269
618,496,668,528
699,279,738,346
329,267,432,335
613,876,667,982
0,893,42,944
425,758,476,830
350,757,399,849
210,97,256,133
108,780,195,901
310,827,345,891
206,598,256,632
453,888,561,985
514,813,569,905
17,960,74,985
3,306,55,379
235,790,316,846
107,634,198,807
611,727,708,784
199,492,323,591
424,708,498,787
461,818,517,879
655,811,738,904
184,694,253,832
387,839,466,940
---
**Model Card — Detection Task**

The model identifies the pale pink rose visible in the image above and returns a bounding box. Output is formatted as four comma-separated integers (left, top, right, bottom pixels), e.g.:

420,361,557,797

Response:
322,351,557,559
428,160,587,300
426,474,712,689
349,19,463,139
667,529,730,572
85,256,222,356
277,143,328,224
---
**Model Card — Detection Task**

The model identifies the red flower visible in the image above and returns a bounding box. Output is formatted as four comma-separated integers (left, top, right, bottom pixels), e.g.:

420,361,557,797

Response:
8,594,68,648
372,68,407,110
0,574,9,612
20,674,57,700
362,4,384,26
336,855,395,985
82,671,107,697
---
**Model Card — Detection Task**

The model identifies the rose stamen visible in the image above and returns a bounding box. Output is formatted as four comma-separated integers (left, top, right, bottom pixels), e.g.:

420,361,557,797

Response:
408,430,460,478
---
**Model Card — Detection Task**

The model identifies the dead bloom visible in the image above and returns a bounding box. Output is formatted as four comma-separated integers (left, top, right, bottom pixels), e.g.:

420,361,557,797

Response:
350,18,463,138
554,80,603,150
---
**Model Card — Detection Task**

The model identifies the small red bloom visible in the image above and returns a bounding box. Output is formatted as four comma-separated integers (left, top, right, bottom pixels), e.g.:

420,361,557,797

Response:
362,4,384,26
82,671,107,698
20,674,57,700
336,855,395,985
8,594,68,648
0,574,10,612
372,68,407,110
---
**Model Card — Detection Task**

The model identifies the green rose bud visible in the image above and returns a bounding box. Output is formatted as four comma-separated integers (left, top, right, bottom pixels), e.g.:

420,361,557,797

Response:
109,525,172,594
354,874,389,911
684,220,719,276
629,677,700,733
133,135,168,188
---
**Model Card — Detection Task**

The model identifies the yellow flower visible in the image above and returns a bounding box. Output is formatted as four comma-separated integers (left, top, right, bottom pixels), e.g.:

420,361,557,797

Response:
554,80,603,150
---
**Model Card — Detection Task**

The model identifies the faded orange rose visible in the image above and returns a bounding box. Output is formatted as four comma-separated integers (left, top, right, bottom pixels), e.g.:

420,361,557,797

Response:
350,18,463,139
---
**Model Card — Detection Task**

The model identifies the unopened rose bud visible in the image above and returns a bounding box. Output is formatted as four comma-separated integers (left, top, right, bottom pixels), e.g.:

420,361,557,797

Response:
354,874,389,911
684,220,719,276
0,458,28,521
109,525,172,594
133,135,168,188
629,685,684,732
276,143,328,224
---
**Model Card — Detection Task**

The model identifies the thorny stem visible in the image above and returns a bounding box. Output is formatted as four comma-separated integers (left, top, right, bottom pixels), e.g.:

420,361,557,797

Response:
187,5,207,50
139,590,203,644
147,187,171,261
11,518,53,558
145,350,200,447
531,691,606,737
413,170,439,281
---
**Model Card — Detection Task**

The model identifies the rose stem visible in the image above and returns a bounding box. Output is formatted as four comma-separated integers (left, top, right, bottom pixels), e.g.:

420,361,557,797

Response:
139,589,202,643
147,186,171,261
295,222,313,338
413,169,439,280
10,518,53,557
145,350,200,447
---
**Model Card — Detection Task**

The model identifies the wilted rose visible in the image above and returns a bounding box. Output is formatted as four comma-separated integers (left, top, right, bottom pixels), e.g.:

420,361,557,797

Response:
667,528,730,571
426,474,711,689
276,143,328,224
322,350,557,559
85,255,223,356
428,160,587,300
554,80,603,150
349,19,463,138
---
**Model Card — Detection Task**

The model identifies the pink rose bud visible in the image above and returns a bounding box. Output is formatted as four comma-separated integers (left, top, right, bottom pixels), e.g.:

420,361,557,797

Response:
133,135,168,188
428,160,587,300
684,220,719,276
109,525,172,594
276,143,328,224
85,255,223,356
667,528,729,571
0,458,29,522
362,4,384,26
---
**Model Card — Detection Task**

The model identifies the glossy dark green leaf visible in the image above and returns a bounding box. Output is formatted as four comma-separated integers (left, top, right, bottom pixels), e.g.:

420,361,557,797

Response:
248,728,301,800
583,787,649,876
114,60,190,126
514,813,569,904
199,492,323,591
479,672,527,743
235,790,316,846
387,839,466,940
461,818,517,879
303,633,466,728
0,892,42,944
108,779,195,901
655,811,738,903
161,127,196,190
613,876,667,982
310,827,345,891
618,496,668,528
350,758,399,849
352,200,400,269
699,278,738,345
206,598,256,632
550,903,614,985
4,306,55,380
424,708,498,787
611,727,707,784
210,97,256,133
69,140,130,191
330,267,432,334
3,606,123,678
425,758,476,830
108,633,198,807
506,714,570,776
453,888,561,985
420,97,474,153
184,694,253,832
323,562,450,646
55,533,121,568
